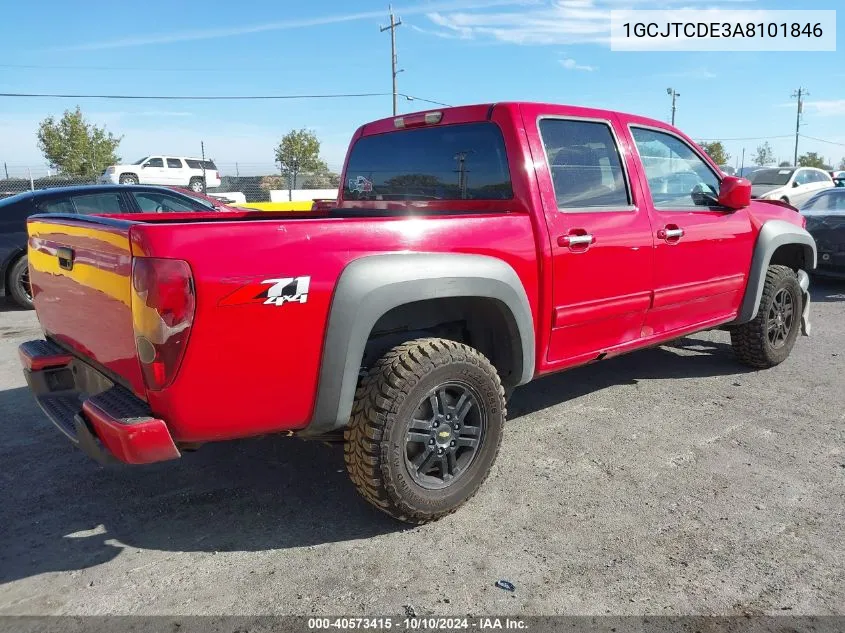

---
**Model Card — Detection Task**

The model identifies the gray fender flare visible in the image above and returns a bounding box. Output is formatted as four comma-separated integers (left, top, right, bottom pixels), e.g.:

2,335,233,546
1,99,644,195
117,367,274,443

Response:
306,253,536,435
735,219,817,324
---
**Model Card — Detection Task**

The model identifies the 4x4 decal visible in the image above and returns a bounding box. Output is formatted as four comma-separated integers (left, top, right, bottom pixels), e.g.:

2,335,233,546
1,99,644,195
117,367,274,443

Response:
219,276,311,307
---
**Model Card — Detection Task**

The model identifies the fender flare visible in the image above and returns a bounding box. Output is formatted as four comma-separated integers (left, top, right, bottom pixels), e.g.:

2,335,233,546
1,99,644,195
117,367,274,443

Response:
735,219,817,324
305,253,535,435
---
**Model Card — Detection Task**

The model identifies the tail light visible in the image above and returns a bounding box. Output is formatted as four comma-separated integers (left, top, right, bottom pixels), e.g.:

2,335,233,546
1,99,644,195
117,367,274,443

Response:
131,258,195,391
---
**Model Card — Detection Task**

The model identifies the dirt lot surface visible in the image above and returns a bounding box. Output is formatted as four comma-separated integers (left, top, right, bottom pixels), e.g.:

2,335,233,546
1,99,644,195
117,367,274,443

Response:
1,281,843,616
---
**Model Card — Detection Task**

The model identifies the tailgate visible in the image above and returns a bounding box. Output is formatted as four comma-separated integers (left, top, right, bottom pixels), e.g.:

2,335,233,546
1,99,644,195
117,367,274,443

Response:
27,215,146,398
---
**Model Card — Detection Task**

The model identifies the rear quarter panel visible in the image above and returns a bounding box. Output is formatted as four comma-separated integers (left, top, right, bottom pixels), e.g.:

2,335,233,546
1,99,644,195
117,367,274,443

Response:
131,214,539,442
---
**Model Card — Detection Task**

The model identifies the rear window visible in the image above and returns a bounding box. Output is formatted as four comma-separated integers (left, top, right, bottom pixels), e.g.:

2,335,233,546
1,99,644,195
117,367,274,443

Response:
185,159,217,170
343,122,512,201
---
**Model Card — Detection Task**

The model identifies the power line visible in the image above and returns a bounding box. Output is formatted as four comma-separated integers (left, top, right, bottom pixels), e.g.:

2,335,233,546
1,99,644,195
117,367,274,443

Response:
697,135,793,141
800,134,845,148
0,91,452,106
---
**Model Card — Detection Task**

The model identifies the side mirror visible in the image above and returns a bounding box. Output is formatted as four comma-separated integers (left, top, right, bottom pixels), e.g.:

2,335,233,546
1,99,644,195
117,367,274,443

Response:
792,181,800,188
718,176,751,210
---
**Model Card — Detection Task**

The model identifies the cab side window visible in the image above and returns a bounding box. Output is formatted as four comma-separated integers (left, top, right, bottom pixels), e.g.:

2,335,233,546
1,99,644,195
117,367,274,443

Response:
144,158,164,168
38,198,76,214
631,127,720,209
793,170,810,186
539,119,630,210
72,193,126,215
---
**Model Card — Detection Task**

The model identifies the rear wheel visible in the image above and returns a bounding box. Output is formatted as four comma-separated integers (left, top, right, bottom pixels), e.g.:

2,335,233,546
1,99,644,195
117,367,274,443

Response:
344,338,505,524
189,177,204,193
119,173,138,185
8,256,33,309
731,265,801,368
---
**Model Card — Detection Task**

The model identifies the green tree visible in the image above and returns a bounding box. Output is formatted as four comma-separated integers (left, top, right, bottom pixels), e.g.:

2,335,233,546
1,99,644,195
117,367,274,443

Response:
797,152,827,169
274,129,328,189
838,157,845,171
752,142,774,166
37,107,122,177
698,141,730,165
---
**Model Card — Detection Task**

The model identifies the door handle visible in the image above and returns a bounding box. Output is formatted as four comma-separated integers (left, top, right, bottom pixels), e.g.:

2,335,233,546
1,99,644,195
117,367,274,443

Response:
558,234,595,247
657,226,684,241
56,247,74,271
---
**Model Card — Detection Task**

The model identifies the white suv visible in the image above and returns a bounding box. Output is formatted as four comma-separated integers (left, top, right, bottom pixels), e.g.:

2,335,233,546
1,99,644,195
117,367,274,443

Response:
100,156,222,192
749,166,834,207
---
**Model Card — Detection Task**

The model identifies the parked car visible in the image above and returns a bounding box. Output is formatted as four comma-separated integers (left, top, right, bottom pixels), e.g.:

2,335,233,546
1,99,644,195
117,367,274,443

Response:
802,188,845,277
831,171,845,187
749,167,834,206
99,156,222,192
164,186,246,210
19,102,816,523
0,184,230,308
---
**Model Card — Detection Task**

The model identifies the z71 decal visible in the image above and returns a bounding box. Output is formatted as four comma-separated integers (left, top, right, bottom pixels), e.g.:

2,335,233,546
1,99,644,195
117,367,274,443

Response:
219,276,311,307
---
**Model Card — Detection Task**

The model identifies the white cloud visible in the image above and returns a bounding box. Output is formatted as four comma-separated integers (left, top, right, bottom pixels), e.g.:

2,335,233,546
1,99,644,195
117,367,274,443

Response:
48,0,536,51
560,57,596,71
423,0,756,45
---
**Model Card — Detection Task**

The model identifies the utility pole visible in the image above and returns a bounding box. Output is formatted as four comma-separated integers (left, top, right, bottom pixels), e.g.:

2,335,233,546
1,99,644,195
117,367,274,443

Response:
740,148,745,175
666,88,680,126
380,5,403,116
792,87,807,166
200,141,207,193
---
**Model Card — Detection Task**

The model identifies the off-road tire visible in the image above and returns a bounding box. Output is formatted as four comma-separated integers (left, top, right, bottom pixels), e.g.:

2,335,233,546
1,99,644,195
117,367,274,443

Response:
119,173,138,185
344,338,506,524
731,265,802,368
189,177,204,193
8,256,33,309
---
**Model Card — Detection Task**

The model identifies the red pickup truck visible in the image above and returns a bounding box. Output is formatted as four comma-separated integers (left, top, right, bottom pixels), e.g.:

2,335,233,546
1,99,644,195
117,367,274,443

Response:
20,102,816,523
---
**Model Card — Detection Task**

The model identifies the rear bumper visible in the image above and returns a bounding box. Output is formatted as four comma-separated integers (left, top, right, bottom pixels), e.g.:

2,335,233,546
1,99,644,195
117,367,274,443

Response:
19,339,180,465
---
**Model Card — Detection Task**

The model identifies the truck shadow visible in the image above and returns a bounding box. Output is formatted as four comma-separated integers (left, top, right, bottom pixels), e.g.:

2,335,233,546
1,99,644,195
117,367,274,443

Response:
810,277,845,303
508,336,753,420
0,332,756,585
0,297,30,313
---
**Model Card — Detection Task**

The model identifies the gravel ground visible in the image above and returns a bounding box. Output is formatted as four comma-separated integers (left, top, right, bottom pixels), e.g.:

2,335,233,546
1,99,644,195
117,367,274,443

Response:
0,281,843,617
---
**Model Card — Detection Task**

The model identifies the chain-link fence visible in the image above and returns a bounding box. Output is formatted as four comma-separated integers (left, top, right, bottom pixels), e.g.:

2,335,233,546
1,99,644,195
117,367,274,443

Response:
0,163,343,203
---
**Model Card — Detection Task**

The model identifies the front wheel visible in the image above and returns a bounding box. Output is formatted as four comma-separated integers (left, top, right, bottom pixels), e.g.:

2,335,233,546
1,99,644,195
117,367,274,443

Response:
731,265,802,368
344,338,505,524
119,174,138,185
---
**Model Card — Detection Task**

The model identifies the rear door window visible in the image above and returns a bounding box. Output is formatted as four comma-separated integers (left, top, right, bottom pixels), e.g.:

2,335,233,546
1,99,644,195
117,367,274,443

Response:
166,158,183,169
71,193,127,215
539,119,630,210
130,191,203,212
343,122,512,201
37,197,76,214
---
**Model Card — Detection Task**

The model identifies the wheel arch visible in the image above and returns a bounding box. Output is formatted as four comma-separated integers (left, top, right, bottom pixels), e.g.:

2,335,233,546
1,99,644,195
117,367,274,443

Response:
735,219,817,324
305,253,535,436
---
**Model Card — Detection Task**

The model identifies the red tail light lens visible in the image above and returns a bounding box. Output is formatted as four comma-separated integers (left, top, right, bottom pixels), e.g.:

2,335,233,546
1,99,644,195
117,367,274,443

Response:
131,258,195,391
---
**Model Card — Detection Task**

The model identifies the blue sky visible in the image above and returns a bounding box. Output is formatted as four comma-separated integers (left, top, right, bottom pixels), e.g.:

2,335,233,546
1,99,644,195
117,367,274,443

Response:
0,0,842,176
